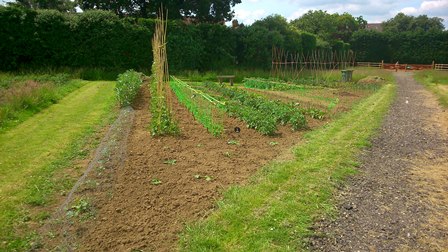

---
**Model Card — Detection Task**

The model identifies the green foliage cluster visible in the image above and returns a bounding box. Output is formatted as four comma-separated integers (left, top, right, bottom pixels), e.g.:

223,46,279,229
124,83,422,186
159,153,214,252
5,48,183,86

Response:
76,0,241,21
351,13,447,64
0,8,151,71
242,77,328,119
0,73,83,131
290,10,366,47
149,96,179,136
204,82,307,134
382,13,445,33
170,77,224,136
115,70,143,107
0,7,318,72
243,78,305,91
149,69,179,136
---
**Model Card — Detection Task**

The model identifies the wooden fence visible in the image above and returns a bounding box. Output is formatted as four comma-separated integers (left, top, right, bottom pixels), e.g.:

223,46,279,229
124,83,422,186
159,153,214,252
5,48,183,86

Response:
356,61,383,68
435,64,448,71
357,61,447,71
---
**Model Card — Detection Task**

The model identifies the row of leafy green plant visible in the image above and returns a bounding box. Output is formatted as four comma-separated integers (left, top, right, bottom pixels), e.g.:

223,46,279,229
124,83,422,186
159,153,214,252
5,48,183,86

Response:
115,70,144,107
203,82,309,135
243,78,306,91
170,77,224,136
0,73,84,131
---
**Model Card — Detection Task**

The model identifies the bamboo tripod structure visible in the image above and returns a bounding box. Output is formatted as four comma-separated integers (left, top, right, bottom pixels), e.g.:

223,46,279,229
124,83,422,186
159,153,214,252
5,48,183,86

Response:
150,6,178,135
271,47,356,83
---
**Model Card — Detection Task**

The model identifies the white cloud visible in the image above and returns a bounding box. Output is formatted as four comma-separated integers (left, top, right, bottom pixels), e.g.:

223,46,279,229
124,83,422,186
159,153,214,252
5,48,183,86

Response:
400,7,419,15
421,0,448,11
286,0,402,22
234,9,266,24
400,0,448,16
233,0,448,28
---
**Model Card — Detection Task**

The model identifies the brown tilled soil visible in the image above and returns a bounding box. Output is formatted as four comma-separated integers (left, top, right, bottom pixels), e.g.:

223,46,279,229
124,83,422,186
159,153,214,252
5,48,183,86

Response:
246,87,370,116
311,72,448,251
66,85,329,252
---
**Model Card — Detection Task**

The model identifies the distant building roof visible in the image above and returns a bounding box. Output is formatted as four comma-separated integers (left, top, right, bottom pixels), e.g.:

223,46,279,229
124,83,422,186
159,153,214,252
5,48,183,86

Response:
366,23,383,32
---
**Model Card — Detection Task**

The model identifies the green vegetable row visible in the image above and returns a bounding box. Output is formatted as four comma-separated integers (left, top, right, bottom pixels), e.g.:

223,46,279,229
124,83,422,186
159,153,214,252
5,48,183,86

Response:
170,77,224,136
204,82,308,134
243,78,305,91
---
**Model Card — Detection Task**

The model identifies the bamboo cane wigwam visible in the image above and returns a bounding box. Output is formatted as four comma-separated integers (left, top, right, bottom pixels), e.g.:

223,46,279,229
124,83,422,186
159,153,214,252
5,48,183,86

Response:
271,47,356,84
150,7,179,136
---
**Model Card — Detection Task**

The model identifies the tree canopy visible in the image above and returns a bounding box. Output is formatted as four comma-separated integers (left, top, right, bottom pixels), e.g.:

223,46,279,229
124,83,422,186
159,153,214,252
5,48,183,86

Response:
382,13,445,33
78,0,241,20
290,10,366,44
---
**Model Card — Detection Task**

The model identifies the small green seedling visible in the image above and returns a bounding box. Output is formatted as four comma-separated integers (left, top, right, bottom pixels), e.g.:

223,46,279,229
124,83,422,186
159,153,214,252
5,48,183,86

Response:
269,141,279,146
205,176,213,181
163,159,177,165
194,174,201,179
227,140,239,145
223,151,231,157
151,178,162,185
66,199,90,218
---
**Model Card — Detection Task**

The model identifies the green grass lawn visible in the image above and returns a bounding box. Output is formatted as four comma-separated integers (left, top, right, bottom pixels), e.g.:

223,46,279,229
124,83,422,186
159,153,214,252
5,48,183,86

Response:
180,80,395,251
414,70,448,107
0,80,116,250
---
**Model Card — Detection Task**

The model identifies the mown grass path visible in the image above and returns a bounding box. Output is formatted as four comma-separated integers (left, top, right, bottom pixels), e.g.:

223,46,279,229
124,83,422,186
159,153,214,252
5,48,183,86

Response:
0,81,115,248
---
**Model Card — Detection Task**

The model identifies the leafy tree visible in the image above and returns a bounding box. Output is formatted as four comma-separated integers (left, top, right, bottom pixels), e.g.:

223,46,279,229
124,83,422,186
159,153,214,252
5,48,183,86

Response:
252,15,308,53
334,13,360,42
291,10,336,42
182,0,241,22
382,13,445,33
78,0,241,21
290,10,364,45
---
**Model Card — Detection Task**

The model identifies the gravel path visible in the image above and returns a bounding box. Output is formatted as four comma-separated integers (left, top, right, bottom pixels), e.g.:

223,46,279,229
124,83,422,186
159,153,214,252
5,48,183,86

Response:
311,72,448,251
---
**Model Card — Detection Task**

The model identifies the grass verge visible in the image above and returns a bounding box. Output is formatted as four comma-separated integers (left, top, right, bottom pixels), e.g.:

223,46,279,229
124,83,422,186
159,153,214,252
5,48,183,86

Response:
414,70,448,108
0,81,116,251
179,80,395,251
0,73,87,132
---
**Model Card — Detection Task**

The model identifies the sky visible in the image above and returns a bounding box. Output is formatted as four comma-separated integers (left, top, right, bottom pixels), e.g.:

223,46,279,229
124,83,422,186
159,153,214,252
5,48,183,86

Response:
1,0,446,28
231,0,448,28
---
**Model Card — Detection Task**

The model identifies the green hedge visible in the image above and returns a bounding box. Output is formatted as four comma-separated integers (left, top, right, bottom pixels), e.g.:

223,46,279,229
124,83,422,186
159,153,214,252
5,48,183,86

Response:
351,29,448,64
0,6,317,72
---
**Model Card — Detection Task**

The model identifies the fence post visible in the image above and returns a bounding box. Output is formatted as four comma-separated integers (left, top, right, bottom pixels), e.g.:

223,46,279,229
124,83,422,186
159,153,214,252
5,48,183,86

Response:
381,60,384,69
432,60,435,69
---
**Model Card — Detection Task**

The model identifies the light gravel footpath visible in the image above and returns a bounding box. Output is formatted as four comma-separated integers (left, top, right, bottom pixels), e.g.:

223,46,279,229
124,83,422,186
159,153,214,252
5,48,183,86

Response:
311,72,448,251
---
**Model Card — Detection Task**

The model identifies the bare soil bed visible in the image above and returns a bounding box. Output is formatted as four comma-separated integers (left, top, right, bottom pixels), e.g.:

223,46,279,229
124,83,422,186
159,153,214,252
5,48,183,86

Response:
246,87,370,116
72,85,310,251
